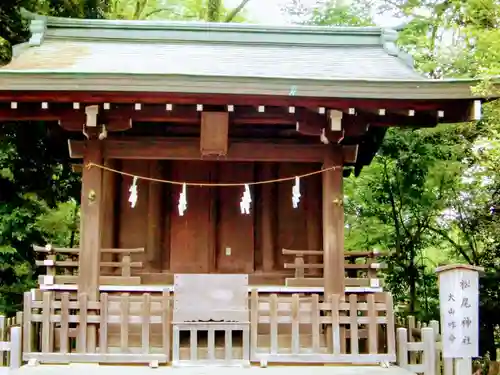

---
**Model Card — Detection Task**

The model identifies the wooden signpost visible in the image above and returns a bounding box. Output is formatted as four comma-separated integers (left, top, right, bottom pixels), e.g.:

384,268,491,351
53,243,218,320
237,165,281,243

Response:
436,264,484,375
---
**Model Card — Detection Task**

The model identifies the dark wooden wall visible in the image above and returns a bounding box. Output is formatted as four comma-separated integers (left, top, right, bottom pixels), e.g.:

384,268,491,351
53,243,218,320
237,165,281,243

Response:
104,159,323,282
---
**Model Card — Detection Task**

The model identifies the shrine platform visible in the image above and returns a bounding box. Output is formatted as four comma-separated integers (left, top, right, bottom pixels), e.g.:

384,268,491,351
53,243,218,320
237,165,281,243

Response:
36,284,383,294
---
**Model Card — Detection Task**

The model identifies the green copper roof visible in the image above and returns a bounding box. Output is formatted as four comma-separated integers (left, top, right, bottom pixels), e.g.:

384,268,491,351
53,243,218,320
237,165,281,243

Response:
0,10,485,99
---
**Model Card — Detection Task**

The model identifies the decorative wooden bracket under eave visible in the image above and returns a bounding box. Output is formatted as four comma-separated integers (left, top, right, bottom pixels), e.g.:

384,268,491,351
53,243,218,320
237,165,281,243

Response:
61,117,132,132
295,109,366,143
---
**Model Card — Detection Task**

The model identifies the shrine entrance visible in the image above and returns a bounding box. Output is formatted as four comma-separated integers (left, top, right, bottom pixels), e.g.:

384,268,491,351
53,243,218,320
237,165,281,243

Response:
169,161,213,273
168,161,255,274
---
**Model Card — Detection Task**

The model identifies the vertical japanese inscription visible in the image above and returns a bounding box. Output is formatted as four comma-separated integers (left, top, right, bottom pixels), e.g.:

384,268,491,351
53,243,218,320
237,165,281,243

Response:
439,268,479,358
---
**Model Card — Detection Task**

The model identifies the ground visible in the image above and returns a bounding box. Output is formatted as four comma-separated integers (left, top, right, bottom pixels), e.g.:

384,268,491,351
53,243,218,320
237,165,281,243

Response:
2,364,416,375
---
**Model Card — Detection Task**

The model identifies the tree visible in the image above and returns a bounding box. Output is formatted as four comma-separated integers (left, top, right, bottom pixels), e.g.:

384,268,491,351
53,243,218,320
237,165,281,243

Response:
283,0,375,26
285,0,500,355
105,0,251,21
344,125,467,319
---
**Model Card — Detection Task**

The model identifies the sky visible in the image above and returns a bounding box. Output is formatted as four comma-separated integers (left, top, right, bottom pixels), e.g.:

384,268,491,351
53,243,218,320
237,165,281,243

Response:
225,0,403,27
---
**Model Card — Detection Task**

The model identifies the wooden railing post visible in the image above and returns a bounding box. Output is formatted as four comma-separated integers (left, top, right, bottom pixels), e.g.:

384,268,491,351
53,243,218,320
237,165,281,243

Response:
422,327,436,375
23,292,33,354
408,315,417,364
9,326,22,369
397,327,408,369
45,250,56,285
429,320,441,375
121,255,131,278
294,256,304,278
0,315,5,366
250,289,258,361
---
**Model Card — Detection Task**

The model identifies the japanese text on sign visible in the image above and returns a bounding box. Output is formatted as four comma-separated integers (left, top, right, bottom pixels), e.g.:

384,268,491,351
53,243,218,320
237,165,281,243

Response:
439,268,479,358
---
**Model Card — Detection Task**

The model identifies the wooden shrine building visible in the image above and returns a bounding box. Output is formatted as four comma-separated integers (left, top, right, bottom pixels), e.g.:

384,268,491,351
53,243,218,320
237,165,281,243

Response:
0,11,487,368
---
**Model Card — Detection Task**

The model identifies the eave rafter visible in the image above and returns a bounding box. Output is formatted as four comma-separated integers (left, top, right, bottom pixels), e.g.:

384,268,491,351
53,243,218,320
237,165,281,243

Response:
0,99,468,130
0,95,479,173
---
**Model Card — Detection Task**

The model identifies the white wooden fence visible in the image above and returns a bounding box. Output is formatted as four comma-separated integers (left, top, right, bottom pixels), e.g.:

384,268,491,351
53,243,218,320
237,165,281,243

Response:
0,315,23,369
397,318,458,375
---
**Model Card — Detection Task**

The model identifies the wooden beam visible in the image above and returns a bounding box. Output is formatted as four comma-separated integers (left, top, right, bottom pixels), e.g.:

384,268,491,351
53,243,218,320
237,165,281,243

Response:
69,138,326,162
69,138,360,164
0,107,83,121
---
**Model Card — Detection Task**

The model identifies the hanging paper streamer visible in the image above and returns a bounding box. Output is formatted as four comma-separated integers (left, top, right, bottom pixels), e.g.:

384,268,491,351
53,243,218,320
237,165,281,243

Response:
178,183,187,216
240,184,252,215
128,176,138,208
320,128,329,144
292,176,301,208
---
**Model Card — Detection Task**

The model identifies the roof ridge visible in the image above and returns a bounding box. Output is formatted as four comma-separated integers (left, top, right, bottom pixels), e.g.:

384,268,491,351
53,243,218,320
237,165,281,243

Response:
20,8,403,48
22,8,385,35
381,28,415,70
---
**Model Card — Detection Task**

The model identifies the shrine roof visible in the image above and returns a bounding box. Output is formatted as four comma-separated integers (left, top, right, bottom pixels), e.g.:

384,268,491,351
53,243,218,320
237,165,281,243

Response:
0,11,486,99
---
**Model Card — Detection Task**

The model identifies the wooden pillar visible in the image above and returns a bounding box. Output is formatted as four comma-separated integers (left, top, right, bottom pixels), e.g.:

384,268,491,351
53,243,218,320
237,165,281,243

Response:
78,139,103,352
146,160,162,272
101,158,117,275
161,163,171,272
260,163,276,272
306,172,322,276
322,146,345,296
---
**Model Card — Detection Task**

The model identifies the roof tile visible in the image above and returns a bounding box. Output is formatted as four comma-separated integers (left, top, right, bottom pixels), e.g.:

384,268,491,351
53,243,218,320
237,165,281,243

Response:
3,40,423,81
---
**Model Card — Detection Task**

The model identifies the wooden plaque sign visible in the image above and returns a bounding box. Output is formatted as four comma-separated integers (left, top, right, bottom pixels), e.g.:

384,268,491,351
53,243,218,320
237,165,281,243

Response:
200,112,229,156
173,274,249,323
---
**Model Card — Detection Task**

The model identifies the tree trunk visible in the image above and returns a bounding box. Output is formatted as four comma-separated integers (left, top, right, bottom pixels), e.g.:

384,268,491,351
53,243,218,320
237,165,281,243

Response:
409,245,417,314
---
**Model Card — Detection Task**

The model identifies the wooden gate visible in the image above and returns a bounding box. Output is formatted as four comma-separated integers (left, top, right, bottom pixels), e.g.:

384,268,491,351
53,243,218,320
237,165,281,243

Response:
171,274,250,367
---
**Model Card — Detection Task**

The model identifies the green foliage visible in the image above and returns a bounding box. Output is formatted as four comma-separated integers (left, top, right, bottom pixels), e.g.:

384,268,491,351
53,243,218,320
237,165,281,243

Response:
286,0,500,356
344,126,466,319
104,0,250,21
36,200,80,247
0,121,79,315
283,0,375,26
